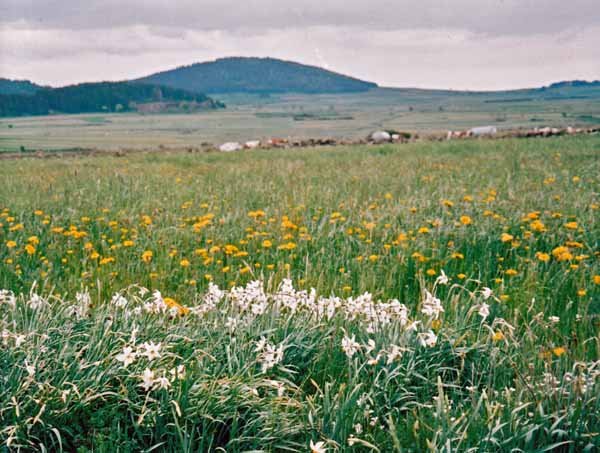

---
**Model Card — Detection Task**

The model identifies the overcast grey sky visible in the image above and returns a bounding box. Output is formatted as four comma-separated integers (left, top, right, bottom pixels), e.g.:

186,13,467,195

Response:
0,0,598,90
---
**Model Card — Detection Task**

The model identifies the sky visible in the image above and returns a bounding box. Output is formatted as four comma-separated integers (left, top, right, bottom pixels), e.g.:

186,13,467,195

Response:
0,0,599,91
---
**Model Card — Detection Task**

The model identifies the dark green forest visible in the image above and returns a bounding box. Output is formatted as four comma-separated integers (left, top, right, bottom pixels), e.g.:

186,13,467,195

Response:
0,78,43,95
0,82,222,117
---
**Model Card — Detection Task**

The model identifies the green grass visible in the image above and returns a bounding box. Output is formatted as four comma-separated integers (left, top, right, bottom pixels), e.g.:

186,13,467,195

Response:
0,136,598,451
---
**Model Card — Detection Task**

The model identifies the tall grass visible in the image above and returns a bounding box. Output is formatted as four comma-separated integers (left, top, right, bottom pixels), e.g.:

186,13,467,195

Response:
0,135,598,451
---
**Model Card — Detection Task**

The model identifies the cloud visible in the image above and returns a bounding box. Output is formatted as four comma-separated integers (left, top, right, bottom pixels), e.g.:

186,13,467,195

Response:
0,1,599,90
2,0,599,35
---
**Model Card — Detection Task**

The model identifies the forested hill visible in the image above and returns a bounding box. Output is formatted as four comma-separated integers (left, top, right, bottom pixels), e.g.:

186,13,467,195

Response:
545,80,600,89
0,78,44,95
135,57,378,94
0,82,223,117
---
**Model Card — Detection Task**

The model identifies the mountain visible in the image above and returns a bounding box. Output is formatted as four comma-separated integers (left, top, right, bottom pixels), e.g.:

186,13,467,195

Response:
0,82,223,117
0,78,44,95
135,57,378,94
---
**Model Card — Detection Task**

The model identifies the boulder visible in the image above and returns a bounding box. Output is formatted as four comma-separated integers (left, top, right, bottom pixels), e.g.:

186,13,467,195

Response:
370,130,391,143
219,142,243,152
469,126,497,136
244,140,261,149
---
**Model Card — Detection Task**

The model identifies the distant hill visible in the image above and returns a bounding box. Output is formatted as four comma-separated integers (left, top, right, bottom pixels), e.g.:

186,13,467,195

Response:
545,80,600,89
135,57,378,94
0,82,223,117
0,78,44,95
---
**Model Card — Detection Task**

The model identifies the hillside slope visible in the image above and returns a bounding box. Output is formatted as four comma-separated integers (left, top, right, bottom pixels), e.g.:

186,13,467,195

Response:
136,57,378,94
0,82,223,117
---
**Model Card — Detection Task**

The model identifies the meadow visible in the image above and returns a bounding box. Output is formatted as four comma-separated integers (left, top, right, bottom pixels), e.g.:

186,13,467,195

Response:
0,135,598,451
2,86,600,152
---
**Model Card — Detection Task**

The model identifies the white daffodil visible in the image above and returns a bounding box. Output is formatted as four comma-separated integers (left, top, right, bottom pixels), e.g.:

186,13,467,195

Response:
478,302,490,320
140,368,155,391
25,360,36,377
140,341,161,361
14,334,26,348
116,346,137,367
310,440,327,453
111,293,128,308
155,375,171,390
169,364,186,381
421,290,444,319
0,290,16,308
387,345,404,364
254,336,267,352
364,339,376,354
260,343,285,372
436,270,449,285
419,330,438,348
341,334,361,358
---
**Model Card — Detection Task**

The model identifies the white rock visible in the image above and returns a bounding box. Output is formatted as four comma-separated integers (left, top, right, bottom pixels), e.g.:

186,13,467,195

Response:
371,131,391,143
219,142,243,152
469,126,497,136
244,140,261,149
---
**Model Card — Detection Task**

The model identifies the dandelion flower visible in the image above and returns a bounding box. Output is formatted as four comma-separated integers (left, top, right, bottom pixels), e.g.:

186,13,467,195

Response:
535,252,550,262
141,250,153,263
492,331,505,342
553,347,566,357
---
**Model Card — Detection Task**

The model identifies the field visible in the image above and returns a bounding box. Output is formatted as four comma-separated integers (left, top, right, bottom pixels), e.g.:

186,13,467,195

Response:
1,86,600,152
0,136,599,451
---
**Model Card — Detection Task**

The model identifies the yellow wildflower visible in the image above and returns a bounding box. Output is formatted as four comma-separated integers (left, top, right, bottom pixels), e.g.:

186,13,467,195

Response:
141,250,153,263
535,252,550,263
552,347,566,357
